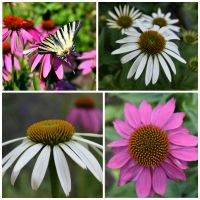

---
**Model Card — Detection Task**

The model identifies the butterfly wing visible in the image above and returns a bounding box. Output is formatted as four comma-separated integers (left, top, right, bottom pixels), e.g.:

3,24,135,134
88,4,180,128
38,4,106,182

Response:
38,20,82,55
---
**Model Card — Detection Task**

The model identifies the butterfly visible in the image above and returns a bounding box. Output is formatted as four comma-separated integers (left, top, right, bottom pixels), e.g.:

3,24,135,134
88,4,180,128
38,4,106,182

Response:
38,20,82,62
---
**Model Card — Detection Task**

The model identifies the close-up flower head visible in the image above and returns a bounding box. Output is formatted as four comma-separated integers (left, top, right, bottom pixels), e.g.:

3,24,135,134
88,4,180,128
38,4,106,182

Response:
105,93,198,197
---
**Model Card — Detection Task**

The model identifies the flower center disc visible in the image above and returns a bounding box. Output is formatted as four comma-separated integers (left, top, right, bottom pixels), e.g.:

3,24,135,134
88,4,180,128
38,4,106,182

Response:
42,20,55,30
128,125,169,167
139,30,166,55
117,16,133,28
3,16,23,30
22,20,34,29
27,120,75,145
153,17,167,27
3,42,11,54
75,97,95,109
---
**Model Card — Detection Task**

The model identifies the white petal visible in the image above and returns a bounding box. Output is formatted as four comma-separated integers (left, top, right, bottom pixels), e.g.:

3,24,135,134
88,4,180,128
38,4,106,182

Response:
2,137,27,146
53,146,71,196
164,49,187,64
152,55,160,84
10,143,43,185
134,54,148,80
75,133,103,137
121,50,141,64
31,145,51,190
3,140,34,176
145,55,153,85
167,25,180,32
168,19,179,24
127,53,144,79
59,143,86,169
114,6,120,17
90,145,103,157
162,52,176,74
165,12,171,19
116,36,139,43
158,54,171,81
108,11,118,20
166,44,180,55
112,44,139,54
165,35,180,40
67,141,102,182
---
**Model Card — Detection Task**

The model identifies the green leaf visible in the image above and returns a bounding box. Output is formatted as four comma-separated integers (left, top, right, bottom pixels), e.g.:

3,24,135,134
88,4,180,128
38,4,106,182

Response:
33,73,41,90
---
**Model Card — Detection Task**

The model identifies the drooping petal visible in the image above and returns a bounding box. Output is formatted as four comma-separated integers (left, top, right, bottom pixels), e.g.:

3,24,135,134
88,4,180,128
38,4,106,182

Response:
10,143,43,185
4,54,12,73
152,55,160,84
136,167,151,198
152,166,167,196
66,108,79,126
10,31,18,53
42,54,51,78
53,146,71,196
139,100,152,125
31,145,51,190
31,54,43,72
14,56,21,70
54,56,64,79
107,138,128,147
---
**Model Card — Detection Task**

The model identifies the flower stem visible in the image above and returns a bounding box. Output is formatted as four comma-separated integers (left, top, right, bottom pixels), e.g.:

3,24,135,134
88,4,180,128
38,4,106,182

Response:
9,3,14,15
49,155,59,198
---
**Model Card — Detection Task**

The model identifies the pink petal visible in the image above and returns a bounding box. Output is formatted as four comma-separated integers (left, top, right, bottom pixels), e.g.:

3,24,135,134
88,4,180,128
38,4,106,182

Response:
11,31,18,53
139,100,152,125
107,139,128,147
79,109,91,132
82,67,93,75
151,103,163,123
152,166,167,196
78,60,94,70
168,133,198,147
78,50,96,60
107,152,131,169
113,119,133,139
136,167,151,198
168,127,189,137
42,54,51,78
20,29,34,43
170,147,198,161
31,54,43,71
54,57,63,79
152,98,176,128
66,108,79,126
112,146,129,154
163,112,185,131
167,155,188,169
14,56,20,70
3,29,11,41
161,161,186,180
124,102,141,128
4,54,12,73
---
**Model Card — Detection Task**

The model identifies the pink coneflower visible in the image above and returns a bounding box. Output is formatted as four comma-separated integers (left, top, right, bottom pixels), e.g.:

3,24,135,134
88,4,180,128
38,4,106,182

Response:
66,96,102,133
107,98,198,197
23,43,73,80
37,19,58,39
3,41,21,73
3,16,35,52
77,50,96,75
3,68,11,82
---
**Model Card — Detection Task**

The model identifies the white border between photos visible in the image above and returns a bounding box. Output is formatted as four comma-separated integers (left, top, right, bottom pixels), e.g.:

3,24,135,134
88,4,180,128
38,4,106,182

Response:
1,0,199,200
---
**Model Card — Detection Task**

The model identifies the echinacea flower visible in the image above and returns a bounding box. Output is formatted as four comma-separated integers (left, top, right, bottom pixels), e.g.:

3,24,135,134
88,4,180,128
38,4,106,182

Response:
77,50,96,75
66,97,102,133
107,4,141,34
3,16,35,52
3,41,21,73
23,42,74,80
107,98,198,197
37,19,58,39
140,8,180,34
3,120,102,197
55,80,76,90
112,24,186,85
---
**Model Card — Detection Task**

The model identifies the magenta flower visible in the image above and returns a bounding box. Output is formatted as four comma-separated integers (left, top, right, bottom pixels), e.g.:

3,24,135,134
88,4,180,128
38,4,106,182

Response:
23,42,73,80
66,96,102,133
36,19,58,39
107,98,198,197
3,41,21,73
77,50,96,75
3,16,35,53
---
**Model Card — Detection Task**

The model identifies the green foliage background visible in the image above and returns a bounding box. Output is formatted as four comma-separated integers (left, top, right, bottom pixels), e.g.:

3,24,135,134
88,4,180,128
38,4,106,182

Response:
105,93,198,197
99,2,198,90
2,93,102,198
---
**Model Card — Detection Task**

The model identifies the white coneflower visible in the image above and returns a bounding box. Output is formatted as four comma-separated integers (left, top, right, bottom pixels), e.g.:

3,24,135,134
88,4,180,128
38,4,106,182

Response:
112,24,186,85
2,120,103,197
140,8,180,34
107,4,141,34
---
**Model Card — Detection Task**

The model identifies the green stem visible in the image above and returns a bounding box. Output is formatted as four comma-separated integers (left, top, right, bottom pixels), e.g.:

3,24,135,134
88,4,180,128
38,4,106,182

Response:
49,155,59,198
9,3,14,15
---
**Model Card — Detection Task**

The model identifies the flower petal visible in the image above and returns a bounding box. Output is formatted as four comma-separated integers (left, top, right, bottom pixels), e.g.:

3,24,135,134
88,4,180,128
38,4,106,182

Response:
152,166,167,196
136,167,151,198
11,31,18,53
31,54,43,72
107,138,128,147
54,57,64,79
42,54,51,78
139,100,152,125
53,146,71,196
31,145,51,190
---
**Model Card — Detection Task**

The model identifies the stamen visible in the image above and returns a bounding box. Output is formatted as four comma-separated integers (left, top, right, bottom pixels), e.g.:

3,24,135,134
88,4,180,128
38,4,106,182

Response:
75,97,95,109
3,16,23,30
117,16,133,28
153,17,167,27
42,20,55,30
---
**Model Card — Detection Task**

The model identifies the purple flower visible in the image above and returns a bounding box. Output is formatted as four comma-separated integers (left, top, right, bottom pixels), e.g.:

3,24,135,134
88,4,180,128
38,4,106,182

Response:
3,41,21,73
3,16,35,53
77,50,96,75
23,42,73,80
107,98,198,197
66,96,102,133
55,80,76,90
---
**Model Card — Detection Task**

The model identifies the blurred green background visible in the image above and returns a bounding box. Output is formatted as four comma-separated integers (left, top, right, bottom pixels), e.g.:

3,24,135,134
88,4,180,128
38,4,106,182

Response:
2,93,102,198
99,2,198,90
105,93,198,197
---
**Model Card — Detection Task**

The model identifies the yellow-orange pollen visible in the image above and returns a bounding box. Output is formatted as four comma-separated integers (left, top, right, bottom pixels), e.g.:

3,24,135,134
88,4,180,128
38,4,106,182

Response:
27,120,75,145
128,125,169,167
75,96,95,109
